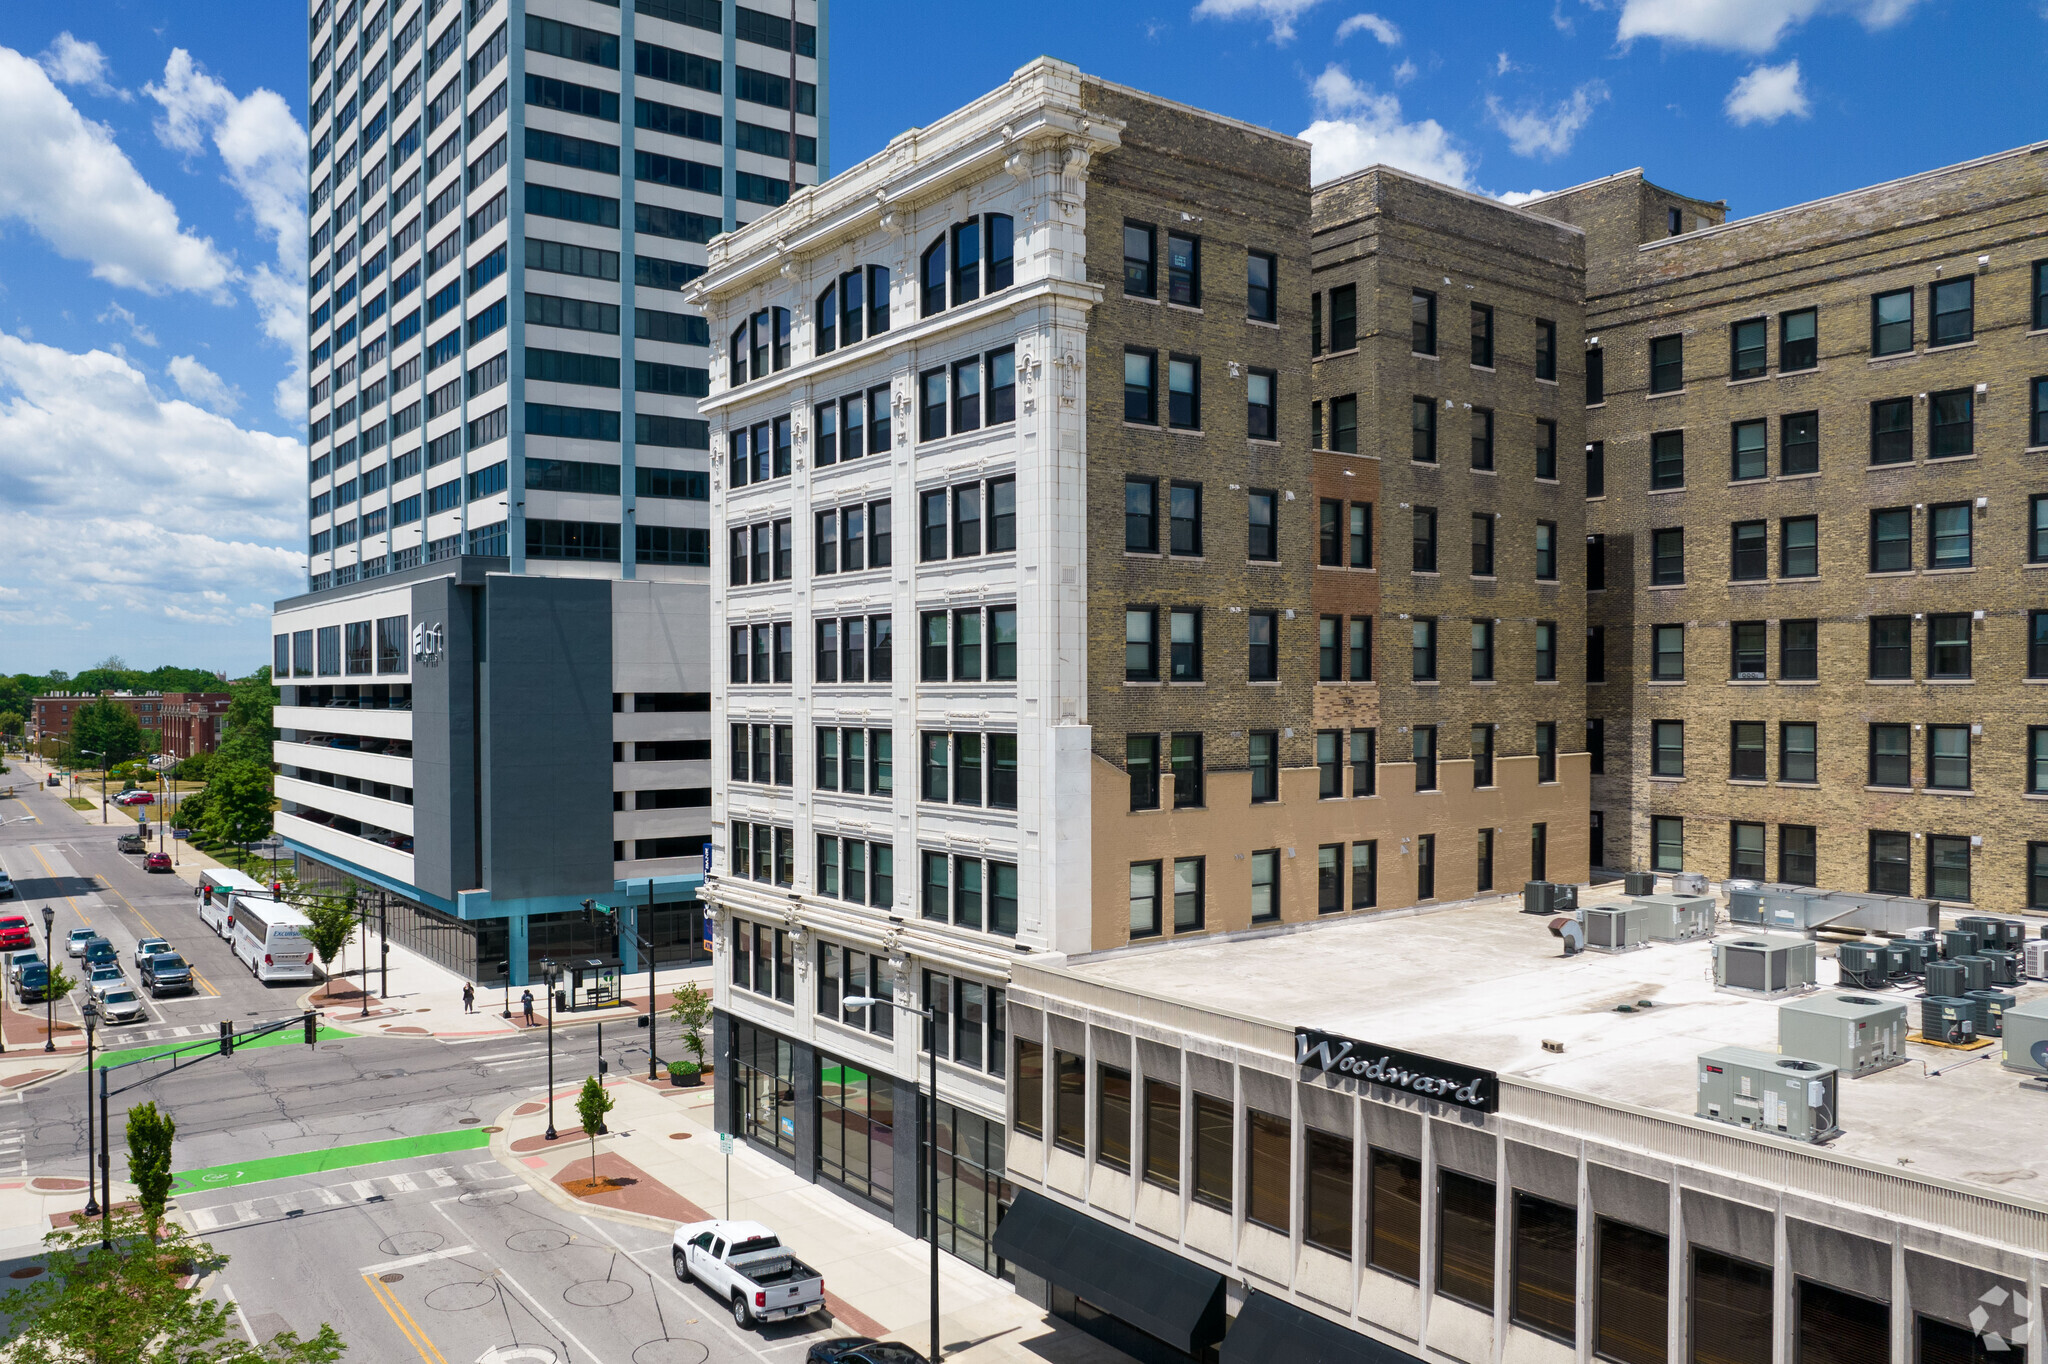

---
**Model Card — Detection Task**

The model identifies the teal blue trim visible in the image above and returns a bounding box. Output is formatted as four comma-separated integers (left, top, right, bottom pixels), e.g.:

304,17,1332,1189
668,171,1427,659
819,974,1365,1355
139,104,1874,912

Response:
506,911,531,986
277,836,458,915
721,0,738,233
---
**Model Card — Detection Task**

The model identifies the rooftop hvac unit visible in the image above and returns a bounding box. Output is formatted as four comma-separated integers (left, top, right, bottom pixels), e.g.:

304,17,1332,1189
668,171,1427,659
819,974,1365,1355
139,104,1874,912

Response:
1725,883,1808,923
1951,955,1993,993
1584,904,1650,952
1714,935,1817,997
2000,999,2048,1076
1633,893,1715,942
1696,1047,1840,1142
1622,871,1656,897
1956,915,2005,949
1892,939,1935,976
1920,997,1978,1045
1925,960,1968,997
1834,943,1889,990
1522,881,1580,915
1941,928,1983,960
2024,940,2048,982
1670,871,1709,896
1778,994,1908,1079
1978,949,2021,987
1965,990,2016,1038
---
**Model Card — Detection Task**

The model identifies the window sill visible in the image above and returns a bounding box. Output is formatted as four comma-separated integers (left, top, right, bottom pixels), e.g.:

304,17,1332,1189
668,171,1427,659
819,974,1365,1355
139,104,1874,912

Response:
1471,466,1498,477
1412,679,1440,687
1924,787,1976,797
1866,678,1916,685
1170,680,1208,687
1648,486,1687,496
1246,318,1280,330
1536,377,1558,387
1315,346,1360,362
1471,363,1496,374
1728,477,1769,489
1647,582,1685,591
1249,679,1281,687
1470,574,1497,583
1249,438,1281,448
1648,775,1685,783
1777,470,1821,481
1728,779,1767,787
1922,566,1975,576
1125,550,1163,559
2027,446,2048,455
1126,294,1160,306
1864,784,1913,794
1536,478,1561,487
1124,680,1162,687
1927,677,1974,685
1586,493,1607,501
1780,678,1819,685
1412,351,1440,362
1645,388,1687,401
1647,679,1686,686
1123,421,1164,433
1727,374,1772,388
1924,339,1978,354
1866,569,1915,579
1927,453,1979,464
1778,365,1820,378
1470,679,1495,687
1413,570,1441,578
1775,781,1820,790
1246,559,1282,567
1534,678,1560,686
1586,401,1607,410
1866,461,1916,472
1727,679,1770,687
1412,459,1441,469
1868,350,1918,365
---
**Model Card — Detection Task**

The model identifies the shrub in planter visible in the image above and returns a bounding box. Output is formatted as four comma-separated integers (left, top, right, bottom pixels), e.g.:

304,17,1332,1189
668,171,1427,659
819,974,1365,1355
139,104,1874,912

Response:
666,1060,703,1088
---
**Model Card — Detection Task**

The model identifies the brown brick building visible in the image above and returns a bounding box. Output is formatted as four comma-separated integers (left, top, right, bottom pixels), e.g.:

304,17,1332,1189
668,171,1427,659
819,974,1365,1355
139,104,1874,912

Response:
160,693,233,758
31,690,231,758
31,691,165,747
1523,150,2048,912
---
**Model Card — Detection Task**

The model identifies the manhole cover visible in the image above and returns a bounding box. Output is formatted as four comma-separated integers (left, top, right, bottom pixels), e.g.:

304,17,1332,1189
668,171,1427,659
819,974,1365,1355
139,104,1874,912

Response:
505,1228,571,1253
378,1232,444,1257
379,1272,404,1283
417,1008,432,1013
459,1188,517,1207
424,1281,497,1312
669,1132,690,1140
482,1125,503,1133
459,1117,482,1125
632,1341,710,1364
565,1279,633,1308
9,1266,43,1279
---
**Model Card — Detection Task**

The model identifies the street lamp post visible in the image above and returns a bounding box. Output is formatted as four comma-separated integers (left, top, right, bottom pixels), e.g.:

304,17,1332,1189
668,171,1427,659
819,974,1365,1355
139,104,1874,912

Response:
846,994,942,1364
80,1000,99,1217
541,959,561,1141
39,905,55,1053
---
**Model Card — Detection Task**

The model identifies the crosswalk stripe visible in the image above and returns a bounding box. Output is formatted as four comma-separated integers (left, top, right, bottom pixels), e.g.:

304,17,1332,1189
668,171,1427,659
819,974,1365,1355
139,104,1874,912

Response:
188,1205,223,1231
310,1185,346,1206
423,1167,457,1187
346,1179,377,1201
462,1163,502,1182
385,1173,418,1193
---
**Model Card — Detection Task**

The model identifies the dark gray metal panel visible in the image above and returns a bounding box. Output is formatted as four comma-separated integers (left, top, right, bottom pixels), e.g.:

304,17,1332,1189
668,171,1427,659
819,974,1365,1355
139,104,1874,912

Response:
1431,1120,1495,1181
1682,1188,1774,1265
480,575,614,899
1506,1141,1578,1207
1788,1219,1889,1304
1589,1162,1669,1234
410,577,479,901
712,1009,734,1135
892,1073,922,1237
790,1037,818,1190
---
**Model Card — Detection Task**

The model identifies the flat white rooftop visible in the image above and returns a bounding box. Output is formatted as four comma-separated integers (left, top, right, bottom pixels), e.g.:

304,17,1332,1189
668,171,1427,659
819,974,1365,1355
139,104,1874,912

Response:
1061,886,2048,1193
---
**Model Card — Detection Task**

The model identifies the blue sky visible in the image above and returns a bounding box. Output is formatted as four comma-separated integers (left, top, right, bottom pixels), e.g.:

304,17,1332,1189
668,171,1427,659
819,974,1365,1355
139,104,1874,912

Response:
0,0,2042,676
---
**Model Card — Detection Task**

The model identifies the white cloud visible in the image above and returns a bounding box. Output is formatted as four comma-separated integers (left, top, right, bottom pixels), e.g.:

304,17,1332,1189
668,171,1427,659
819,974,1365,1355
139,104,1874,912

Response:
1336,12,1401,43
1724,59,1811,124
1616,0,1921,53
146,51,309,419
37,32,126,99
1393,58,1419,84
0,331,303,635
0,47,232,295
1192,0,1328,43
1496,189,1554,206
168,355,242,414
98,302,158,348
1298,65,1477,189
1496,51,1516,75
1485,82,1610,158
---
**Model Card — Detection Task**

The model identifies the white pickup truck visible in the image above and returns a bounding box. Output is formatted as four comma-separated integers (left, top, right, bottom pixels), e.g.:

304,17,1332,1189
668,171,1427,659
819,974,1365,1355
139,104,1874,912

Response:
671,1219,826,1328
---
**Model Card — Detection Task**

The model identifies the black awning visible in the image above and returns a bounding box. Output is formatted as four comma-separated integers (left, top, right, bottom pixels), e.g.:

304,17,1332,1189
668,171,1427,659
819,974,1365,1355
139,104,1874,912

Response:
993,1188,1228,1354
1221,1291,1424,1364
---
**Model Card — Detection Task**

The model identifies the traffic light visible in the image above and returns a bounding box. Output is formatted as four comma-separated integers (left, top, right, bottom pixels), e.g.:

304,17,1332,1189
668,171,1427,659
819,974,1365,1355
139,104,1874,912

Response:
303,1012,316,1045
582,898,597,924
218,1020,234,1057
202,884,213,906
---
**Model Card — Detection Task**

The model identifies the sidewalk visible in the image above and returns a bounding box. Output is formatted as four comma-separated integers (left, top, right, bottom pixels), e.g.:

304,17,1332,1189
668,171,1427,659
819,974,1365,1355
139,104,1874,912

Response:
491,1074,1133,1364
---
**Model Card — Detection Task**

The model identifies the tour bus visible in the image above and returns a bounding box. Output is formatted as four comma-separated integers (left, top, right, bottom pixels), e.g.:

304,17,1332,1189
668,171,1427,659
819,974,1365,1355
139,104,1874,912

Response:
198,869,270,936
228,895,317,983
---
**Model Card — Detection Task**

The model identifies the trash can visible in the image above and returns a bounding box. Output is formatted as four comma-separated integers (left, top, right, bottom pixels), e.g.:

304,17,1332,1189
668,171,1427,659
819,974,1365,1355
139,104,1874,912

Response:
1623,871,1656,897
555,989,568,1012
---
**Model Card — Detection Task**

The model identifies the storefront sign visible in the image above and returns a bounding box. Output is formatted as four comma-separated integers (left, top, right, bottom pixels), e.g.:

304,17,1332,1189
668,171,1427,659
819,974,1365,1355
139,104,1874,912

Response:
411,621,444,664
1295,1027,1498,1113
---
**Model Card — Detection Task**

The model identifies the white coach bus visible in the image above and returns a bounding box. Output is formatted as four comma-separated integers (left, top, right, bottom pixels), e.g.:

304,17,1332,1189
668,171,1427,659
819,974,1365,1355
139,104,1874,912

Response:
229,895,317,983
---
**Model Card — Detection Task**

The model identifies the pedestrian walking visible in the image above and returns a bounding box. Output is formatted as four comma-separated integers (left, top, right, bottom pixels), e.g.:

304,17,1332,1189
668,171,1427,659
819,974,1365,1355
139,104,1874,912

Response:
462,982,475,1013
521,989,536,1026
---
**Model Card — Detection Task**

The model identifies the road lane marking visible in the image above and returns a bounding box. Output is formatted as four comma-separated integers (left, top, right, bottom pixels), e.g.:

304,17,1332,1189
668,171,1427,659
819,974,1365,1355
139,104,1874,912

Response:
358,1244,477,1275
362,1273,448,1364
467,1049,546,1061
28,845,89,927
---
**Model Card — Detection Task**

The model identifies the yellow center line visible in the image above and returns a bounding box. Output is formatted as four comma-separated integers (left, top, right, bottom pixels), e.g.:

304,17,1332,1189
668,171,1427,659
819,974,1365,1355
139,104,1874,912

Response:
189,968,221,998
28,845,88,928
97,880,163,939
361,1273,450,1364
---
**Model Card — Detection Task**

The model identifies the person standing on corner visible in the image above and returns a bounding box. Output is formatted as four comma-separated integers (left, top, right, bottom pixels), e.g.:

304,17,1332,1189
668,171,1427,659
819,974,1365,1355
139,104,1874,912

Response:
462,982,475,1014
520,988,535,1027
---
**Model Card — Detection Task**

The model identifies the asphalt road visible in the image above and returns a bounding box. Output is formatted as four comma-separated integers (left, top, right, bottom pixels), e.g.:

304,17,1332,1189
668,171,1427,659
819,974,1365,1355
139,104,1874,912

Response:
177,1152,840,1363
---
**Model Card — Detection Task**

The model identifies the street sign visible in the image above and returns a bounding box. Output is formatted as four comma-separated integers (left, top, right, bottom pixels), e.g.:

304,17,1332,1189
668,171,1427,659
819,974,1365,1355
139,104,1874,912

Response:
718,1133,733,1155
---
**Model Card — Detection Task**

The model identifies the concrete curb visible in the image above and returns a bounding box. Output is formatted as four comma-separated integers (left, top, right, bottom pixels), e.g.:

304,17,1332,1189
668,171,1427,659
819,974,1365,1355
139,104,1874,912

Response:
486,1092,682,1237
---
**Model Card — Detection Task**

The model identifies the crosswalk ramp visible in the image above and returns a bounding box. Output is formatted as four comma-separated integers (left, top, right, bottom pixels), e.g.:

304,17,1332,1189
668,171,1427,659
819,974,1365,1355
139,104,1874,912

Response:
0,1129,24,1179
182,1162,517,1230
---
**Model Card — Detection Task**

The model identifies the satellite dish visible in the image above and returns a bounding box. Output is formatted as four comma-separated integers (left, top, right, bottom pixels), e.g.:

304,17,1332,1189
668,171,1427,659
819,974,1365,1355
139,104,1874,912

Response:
1550,915,1586,956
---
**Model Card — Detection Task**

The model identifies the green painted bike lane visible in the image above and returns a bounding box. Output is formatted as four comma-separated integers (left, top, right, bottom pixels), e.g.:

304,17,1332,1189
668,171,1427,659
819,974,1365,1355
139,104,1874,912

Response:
170,1129,493,1194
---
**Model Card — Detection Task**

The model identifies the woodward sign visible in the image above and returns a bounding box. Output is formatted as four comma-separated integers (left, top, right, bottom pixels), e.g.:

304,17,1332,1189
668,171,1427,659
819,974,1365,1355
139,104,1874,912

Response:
1295,1028,1499,1113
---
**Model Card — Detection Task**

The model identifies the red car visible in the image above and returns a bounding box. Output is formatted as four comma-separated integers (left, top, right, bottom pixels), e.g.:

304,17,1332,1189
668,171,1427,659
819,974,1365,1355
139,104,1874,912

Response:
114,791,156,807
0,916,32,951
144,853,173,873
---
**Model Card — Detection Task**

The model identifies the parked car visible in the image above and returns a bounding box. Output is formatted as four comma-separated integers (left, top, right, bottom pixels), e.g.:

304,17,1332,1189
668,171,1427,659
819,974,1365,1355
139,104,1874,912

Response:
46,773,60,787
7,950,41,984
81,938,117,973
144,852,172,873
15,963,50,1004
116,831,147,854
0,870,14,899
88,965,126,997
139,953,193,997
0,916,31,951
65,928,97,957
807,1341,927,1364
131,937,172,968
114,791,155,807
97,986,144,1023
671,1220,826,1328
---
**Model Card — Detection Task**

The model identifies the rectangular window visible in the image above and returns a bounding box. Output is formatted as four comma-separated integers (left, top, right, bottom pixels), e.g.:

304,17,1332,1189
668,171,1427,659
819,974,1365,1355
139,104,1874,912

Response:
1596,1219,1670,1364
2034,611,2048,679
1350,730,1377,798
1318,616,1341,682
1780,411,1818,475
1534,319,1556,381
1781,619,1817,679
2032,496,2048,565
1731,620,1766,680
1125,607,1157,681
1328,394,1358,452
1470,620,1494,681
1248,610,1277,681
1096,1065,1132,1170
1348,617,1371,681
1411,397,1437,463
1167,355,1200,430
1122,221,1155,297
1171,734,1204,809
1470,303,1494,367
1931,276,1973,346
1869,829,1910,894
1586,440,1605,497
1301,1127,1353,1258
1014,1041,1044,1137
1369,1151,1422,1281
2035,377,2048,448
1652,816,1683,873
1123,348,1157,425
1319,499,1342,567
1329,284,1356,351
1649,334,1683,393
1654,720,1684,778
1247,489,1277,561
1166,232,1200,307
1731,419,1768,481
1872,287,1913,355
1168,481,1202,557
1250,849,1279,921
1585,347,1605,405
1246,251,1275,322
1192,1093,1232,1210
1535,721,1557,782
1170,609,1202,682
1249,731,1278,803
1128,734,1160,812
1172,855,1204,930
1871,398,1913,465
1411,289,1437,354
919,368,946,442
1651,430,1684,489
1536,522,1558,580
1930,388,1973,458
1246,369,1275,440
1412,617,1438,681
1780,306,1817,371
1731,721,1766,781
1870,508,1912,572
1781,722,1817,783
1413,508,1438,573
1052,1049,1084,1152
1144,1080,1180,1189
1126,478,1159,552
1730,317,1767,380
1927,725,1970,790
1928,833,1970,903
1438,1169,1497,1309
1653,527,1684,585
1536,420,1557,480
1781,516,1818,578
1315,730,1342,798
1929,502,1972,568
1128,860,1161,938
1869,723,1911,787
1413,726,1437,792
1928,613,1970,678
1470,407,1494,470
1512,1193,1577,1344
1780,825,1817,886
1246,1108,1291,1234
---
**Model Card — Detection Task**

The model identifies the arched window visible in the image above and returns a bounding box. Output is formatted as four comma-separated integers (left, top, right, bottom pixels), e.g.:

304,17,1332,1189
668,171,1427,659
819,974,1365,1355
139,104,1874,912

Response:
748,310,769,381
816,282,837,355
730,322,750,385
921,237,946,317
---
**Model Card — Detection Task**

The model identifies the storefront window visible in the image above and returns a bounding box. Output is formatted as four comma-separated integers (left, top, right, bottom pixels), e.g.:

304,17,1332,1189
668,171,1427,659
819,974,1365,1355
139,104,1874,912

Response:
818,1053,894,1208
731,1019,797,1158
929,1102,1013,1276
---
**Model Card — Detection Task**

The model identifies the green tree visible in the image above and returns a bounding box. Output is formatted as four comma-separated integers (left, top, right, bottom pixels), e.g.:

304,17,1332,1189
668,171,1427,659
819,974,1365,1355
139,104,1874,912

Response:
202,760,273,848
0,710,23,738
172,750,211,782
212,668,277,771
669,982,712,1070
574,1074,614,1183
126,1102,177,1241
0,1209,345,1364
45,961,77,1002
70,698,146,769
300,894,358,1001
